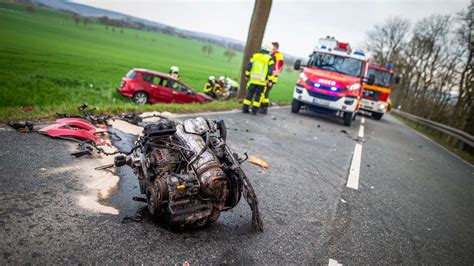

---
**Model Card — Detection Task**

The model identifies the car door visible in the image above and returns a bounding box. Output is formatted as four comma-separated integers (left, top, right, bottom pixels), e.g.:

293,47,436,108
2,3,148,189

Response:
149,75,174,103
162,78,188,103
172,81,198,103
140,72,155,96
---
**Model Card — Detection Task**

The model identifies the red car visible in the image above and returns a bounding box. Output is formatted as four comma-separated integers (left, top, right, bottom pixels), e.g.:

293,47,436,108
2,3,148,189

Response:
117,68,213,104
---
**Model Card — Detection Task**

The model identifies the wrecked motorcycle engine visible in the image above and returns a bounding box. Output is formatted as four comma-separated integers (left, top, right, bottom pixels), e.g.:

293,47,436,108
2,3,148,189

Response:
114,117,263,231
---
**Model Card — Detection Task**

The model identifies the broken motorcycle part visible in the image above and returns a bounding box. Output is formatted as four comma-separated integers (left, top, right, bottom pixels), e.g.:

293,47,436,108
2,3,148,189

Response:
71,144,93,157
57,103,111,125
7,120,34,132
114,117,263,231
39,118,108,146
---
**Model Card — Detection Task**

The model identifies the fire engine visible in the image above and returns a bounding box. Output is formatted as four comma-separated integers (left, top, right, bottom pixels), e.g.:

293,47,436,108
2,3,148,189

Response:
359,64,400,120
292,37,375,126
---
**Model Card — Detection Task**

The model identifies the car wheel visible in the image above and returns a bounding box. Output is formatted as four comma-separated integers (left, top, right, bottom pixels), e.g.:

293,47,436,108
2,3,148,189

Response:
133,91,148,105
343,112,353,126
291,99,301,113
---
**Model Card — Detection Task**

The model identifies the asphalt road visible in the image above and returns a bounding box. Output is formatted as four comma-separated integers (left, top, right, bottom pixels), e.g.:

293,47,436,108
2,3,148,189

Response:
0,107,473,264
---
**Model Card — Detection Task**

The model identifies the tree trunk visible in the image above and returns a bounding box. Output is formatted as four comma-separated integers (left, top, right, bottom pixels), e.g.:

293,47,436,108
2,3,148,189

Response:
238,0,273,99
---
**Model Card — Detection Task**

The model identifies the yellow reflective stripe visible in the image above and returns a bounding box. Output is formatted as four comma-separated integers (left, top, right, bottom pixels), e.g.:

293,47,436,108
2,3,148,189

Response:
274,52,284,60
248,80,267,86
243,99,252,105
204,83,212,92
262,97,270,103
363,84,391,94
252,101,261,107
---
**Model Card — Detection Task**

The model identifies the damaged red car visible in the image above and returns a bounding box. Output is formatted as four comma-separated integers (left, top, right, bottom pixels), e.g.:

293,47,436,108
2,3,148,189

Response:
117,68,213,104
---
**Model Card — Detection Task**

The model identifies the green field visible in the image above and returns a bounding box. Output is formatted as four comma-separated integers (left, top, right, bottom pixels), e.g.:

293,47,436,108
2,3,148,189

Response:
0,3,298,120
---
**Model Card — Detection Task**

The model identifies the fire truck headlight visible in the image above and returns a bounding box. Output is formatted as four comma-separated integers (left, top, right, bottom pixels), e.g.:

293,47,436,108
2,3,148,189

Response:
346,83,361,91
379,103,387,110
300,72,308,81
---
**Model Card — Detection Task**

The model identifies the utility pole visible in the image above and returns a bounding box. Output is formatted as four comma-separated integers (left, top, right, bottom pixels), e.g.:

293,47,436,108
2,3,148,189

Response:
238,0,273,99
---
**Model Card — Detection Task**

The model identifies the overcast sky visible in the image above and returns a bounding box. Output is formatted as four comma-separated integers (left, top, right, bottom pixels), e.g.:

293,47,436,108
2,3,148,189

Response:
72,0,469,57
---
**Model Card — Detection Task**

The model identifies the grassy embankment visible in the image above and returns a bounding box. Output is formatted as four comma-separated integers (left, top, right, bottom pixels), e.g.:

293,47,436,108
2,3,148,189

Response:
0,3,299,120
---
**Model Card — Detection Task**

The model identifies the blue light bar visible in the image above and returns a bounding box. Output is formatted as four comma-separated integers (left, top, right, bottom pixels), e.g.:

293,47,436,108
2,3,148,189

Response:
330,87,337,91
319,45,327,49
354,51,365,56
386,64,393,70
314,83,321,88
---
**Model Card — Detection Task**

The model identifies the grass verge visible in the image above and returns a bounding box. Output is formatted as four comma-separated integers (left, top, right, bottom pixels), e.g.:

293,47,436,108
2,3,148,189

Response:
0,3,297,121
392,113,474,165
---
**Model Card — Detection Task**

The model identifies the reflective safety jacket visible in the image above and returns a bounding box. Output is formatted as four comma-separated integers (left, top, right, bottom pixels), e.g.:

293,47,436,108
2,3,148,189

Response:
245,51,275,86
230,80,239,88
204,81,214,93
214,82,223,95
272,50,284,76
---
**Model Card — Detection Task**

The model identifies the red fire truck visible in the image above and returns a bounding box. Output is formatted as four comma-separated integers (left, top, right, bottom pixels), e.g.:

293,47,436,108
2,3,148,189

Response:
292,37,375,126
359,64,400,120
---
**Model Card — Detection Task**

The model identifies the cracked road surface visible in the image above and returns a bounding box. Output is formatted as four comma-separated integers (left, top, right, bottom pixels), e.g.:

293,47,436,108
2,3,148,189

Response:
0,108,473,264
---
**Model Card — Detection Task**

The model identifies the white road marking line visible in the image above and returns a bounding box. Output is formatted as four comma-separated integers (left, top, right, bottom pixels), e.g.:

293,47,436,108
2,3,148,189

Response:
329,258,342,266
358,124,364,138
347,143,362,190
346,118,365,190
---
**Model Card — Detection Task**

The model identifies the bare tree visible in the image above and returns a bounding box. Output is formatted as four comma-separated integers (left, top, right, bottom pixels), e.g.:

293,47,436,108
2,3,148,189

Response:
452,2,474,137
26,4,34,13
83,17,90,27
238,0,273,98
201,44,214,56
224,48,237,62
73,14,81,26
365,16,410,67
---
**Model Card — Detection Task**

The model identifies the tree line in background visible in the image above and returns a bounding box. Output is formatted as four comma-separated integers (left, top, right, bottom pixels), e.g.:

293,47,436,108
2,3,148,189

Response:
365,2,473,141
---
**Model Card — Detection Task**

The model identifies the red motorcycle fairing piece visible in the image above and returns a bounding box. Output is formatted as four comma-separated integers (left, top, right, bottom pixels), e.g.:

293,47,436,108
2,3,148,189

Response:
39,118,109,146
55,118,107,133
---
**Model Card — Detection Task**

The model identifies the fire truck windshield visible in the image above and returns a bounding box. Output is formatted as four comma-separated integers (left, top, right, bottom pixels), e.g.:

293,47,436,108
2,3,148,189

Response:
368,68,392,87
307,52,364,78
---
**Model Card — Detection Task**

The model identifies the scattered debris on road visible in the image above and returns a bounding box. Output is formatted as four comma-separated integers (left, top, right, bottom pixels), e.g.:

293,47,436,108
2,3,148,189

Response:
38,118,109,146
57,103,111,126
118,113,143,125
248,156,269,170
21,106,33,111
7,120,34,132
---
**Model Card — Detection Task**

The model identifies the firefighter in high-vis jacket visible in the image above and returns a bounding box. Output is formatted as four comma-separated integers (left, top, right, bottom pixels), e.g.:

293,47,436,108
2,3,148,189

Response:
168,66,181,89
204,76,218,99
226,77,239,98
259,42,284,114
242,44,275,115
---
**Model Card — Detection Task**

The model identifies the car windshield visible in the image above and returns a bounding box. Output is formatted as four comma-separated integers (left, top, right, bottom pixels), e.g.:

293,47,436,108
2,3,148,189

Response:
307,52,364,78
368,68,392,87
